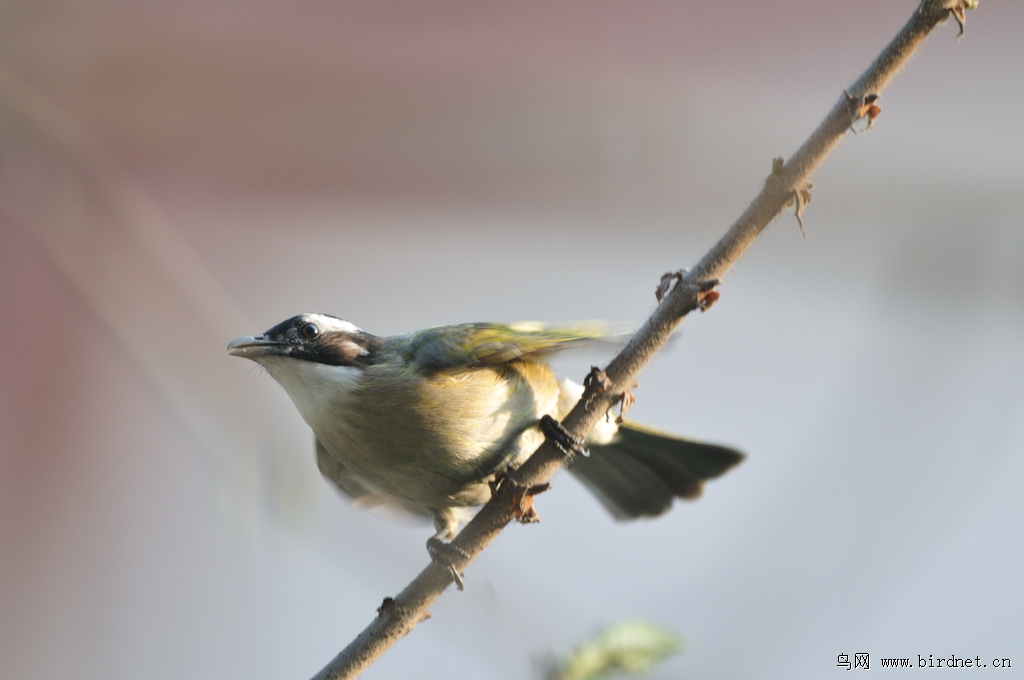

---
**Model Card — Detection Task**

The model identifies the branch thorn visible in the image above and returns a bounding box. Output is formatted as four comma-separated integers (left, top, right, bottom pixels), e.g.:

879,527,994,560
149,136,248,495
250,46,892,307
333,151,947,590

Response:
783,182,814,237
844,91,882,134
922,0,978,41
614,384,638,424
655,270,684,303
489,468,550,525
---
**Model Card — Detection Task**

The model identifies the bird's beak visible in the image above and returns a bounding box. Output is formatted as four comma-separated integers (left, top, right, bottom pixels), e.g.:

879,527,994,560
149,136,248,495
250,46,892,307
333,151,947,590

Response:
227,335,286,359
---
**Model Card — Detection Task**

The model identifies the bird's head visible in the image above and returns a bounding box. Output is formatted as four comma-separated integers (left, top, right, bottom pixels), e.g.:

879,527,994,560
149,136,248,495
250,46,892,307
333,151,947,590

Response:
228,313,380,368
228,314,383,418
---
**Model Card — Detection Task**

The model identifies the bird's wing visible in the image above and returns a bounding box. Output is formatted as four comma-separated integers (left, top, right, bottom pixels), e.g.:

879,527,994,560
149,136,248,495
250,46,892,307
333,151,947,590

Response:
399,322,609,370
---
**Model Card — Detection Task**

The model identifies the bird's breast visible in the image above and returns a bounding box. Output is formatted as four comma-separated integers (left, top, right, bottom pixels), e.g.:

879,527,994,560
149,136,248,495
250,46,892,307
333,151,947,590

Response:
314,361,560,508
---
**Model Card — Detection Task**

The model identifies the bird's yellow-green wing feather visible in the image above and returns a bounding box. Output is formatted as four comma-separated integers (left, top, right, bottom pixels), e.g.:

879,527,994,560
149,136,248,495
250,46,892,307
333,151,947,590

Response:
398,322,608,370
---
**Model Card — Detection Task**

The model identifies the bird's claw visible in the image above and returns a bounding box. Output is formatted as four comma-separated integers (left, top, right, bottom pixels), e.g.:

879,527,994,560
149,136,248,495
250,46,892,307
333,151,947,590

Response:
426,537,469,591
540,414,588,459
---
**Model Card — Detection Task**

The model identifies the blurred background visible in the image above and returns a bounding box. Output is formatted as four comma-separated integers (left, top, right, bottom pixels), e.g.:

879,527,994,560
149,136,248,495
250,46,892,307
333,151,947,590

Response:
1,2,1022,678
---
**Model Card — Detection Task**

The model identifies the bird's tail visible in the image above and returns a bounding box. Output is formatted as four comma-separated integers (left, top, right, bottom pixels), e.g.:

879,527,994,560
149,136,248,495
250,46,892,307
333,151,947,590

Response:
567,421,744,520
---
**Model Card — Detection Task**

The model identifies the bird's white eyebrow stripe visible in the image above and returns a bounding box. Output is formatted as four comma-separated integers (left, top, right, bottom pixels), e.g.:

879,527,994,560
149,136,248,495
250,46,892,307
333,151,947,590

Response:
304,314,364,334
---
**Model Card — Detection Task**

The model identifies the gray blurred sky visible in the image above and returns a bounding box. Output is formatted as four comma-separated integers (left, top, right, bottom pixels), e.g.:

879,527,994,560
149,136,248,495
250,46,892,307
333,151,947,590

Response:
1,2,1022,679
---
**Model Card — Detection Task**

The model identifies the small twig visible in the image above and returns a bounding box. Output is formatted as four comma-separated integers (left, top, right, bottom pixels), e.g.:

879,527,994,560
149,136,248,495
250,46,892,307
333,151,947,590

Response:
311,3,977,678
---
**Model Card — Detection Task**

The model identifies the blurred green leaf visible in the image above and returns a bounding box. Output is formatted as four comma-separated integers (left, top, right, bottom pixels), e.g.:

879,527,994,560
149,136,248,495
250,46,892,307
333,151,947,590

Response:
547,620,685,680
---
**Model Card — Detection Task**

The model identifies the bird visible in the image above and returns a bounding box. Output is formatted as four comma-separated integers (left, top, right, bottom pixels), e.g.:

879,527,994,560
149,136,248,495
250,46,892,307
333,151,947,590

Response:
228,313,743,543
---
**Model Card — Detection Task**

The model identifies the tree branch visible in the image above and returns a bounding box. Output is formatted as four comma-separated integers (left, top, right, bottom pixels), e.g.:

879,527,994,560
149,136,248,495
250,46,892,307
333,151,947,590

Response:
311,2,976,678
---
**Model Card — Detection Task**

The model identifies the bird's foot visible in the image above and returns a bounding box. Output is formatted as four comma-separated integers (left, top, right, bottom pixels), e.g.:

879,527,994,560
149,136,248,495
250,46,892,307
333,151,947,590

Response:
426,537,469,591
539,414,588,459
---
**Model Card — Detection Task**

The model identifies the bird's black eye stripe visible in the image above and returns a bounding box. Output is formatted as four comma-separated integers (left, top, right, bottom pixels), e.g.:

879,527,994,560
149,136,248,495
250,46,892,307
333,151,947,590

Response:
300,322,320,339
